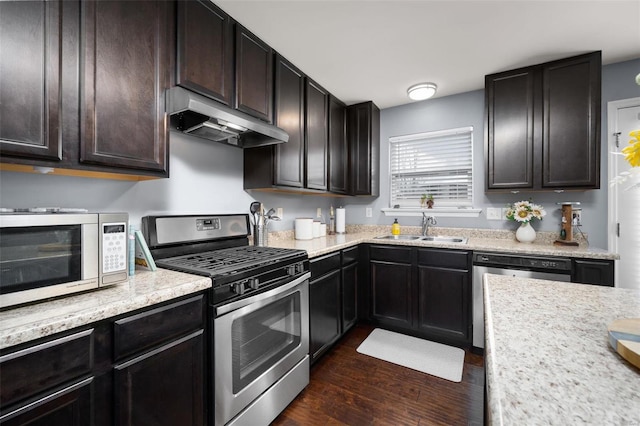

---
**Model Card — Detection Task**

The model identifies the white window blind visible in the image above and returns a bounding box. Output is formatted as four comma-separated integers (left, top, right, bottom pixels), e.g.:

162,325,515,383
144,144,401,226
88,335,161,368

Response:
389,126,473,208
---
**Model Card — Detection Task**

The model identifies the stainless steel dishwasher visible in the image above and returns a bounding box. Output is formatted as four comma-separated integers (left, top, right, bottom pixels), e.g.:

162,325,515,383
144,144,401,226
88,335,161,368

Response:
472,252,572,349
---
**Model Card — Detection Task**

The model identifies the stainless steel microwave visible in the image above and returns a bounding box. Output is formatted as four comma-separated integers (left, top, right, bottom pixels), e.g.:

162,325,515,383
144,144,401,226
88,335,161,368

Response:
0,212,129,309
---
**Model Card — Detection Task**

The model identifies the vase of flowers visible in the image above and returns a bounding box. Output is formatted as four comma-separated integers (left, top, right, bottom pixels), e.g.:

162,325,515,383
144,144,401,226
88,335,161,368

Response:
505,200,546,243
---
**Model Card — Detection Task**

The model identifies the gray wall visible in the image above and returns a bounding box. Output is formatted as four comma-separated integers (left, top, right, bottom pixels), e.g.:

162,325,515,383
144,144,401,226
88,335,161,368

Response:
1,59,638,248
348,58,640,249
0,132,340,231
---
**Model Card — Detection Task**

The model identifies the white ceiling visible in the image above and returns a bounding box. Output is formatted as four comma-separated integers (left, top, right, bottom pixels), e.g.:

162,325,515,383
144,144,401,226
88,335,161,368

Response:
216,0,640,109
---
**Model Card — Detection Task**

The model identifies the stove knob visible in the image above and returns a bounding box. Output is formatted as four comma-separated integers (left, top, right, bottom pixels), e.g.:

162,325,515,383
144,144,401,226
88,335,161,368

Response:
232,282,245,295
286,265,296,276
249,278,260,290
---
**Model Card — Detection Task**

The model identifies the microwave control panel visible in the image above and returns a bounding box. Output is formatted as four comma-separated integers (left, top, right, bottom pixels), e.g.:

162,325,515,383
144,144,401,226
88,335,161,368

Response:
102,222,127,273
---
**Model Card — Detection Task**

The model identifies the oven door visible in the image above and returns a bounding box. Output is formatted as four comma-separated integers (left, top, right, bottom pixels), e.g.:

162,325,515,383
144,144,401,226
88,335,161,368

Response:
214,272,310,426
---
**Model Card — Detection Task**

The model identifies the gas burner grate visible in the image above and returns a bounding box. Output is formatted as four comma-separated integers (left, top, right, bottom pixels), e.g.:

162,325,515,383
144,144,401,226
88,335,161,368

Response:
156,245,306,277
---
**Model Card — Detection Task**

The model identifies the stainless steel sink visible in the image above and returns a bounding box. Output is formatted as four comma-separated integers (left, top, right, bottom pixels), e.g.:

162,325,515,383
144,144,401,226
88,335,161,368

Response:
374,235,423,240
421,236,468,244
374,235,468,244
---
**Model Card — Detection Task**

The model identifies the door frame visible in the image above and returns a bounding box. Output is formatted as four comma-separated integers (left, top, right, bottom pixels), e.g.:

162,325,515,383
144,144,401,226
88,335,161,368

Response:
607,97,640,287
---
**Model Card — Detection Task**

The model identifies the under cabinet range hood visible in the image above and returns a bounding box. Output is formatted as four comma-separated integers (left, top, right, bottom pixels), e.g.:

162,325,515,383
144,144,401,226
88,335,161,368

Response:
166,87,288,148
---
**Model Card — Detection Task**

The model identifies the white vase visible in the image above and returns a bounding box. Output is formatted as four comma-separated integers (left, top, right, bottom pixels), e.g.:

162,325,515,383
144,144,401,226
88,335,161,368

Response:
515,222,536,243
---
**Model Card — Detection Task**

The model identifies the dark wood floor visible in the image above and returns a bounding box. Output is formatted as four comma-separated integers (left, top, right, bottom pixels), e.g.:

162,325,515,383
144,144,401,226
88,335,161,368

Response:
272,324,484,426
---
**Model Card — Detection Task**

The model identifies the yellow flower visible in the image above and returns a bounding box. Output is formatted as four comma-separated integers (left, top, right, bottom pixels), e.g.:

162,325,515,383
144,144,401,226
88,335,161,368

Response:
622,130,640,167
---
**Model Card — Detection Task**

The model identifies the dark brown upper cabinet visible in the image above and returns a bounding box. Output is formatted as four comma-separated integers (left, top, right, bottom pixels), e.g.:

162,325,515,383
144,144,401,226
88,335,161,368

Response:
485,51,601,192
347,101,380,196
176,0,234,106
329,96,348,195
235,24,273,123
0,1,63,161
305,78,329,191
273,56,305,188
243,54,305,190
80,0,173,175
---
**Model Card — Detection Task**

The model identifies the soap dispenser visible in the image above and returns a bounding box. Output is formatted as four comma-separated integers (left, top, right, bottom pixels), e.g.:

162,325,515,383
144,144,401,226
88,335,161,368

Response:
391,218,400,236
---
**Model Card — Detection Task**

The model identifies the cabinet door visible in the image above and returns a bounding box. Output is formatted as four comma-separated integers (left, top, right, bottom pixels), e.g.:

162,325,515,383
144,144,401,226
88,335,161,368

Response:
485,68,536,190
542,52,601,188
309,270,341,363
0,1,62,161
416,266,471,344
114,331,204,426
274,55,305,187
305,79,329,190
573,259,614,287
370,261,412,329
235,24,273,123
176,0,233,105
342,261,358,333
80,0,172,174
347,101,380,196
0,378,93,426
329,96,348,194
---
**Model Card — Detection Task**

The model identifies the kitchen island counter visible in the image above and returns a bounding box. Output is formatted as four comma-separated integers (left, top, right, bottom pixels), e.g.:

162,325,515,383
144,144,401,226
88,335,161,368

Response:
484,274,640,425
0,269,211,349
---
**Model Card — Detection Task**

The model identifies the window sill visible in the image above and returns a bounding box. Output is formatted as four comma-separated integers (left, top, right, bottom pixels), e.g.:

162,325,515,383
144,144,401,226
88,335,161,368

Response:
381,207,483,218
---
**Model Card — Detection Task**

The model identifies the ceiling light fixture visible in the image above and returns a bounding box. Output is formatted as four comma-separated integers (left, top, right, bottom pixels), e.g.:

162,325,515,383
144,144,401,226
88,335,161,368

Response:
407,82,437,101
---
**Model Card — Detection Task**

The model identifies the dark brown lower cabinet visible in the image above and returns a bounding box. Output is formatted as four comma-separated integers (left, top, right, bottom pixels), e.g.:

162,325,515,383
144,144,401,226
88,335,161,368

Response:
366,245,472,347
417,266,471,343
0,379,93,426
0,293,206,426
572,259,614,286
114,331,204,426
342,261,358,333
309,252,342,363
370,260,413,329
309,247,361,363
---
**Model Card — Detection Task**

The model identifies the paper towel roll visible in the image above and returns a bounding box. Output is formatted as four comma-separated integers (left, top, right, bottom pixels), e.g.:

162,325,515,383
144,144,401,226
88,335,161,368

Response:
335,207,346,234
294,218,313,240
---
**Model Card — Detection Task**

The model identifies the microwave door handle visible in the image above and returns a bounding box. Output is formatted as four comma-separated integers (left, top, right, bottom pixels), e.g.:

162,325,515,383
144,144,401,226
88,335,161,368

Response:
215,271,310,316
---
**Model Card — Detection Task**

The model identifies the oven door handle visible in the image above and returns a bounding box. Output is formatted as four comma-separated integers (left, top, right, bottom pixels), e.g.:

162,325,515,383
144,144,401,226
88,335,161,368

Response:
216,271,310,316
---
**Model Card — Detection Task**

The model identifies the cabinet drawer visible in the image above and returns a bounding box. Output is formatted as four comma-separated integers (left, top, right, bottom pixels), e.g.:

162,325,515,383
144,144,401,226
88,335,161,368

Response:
310,252,341,279
0,329,94,408
114,295,204,361
417,249,470,270
342,246,359,266
369,245,413,264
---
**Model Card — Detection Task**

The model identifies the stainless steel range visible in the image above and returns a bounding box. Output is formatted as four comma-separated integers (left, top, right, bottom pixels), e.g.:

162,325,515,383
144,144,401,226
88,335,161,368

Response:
142,214,310,426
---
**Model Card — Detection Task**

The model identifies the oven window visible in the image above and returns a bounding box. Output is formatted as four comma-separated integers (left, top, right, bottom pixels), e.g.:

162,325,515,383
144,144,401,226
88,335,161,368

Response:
0,225,82,294
231,292,301,393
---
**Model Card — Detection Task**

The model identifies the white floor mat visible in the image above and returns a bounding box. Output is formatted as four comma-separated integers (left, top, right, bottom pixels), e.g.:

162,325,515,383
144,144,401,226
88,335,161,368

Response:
356,328,465,382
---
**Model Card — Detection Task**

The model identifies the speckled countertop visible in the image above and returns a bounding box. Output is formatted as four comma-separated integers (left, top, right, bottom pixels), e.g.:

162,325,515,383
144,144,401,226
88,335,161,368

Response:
0,269,211,350
266,225,617,260
483,274,640,425
0,225,616,350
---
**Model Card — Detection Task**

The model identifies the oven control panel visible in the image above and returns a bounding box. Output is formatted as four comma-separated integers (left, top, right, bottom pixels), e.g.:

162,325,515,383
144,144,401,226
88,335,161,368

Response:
196,218,221,231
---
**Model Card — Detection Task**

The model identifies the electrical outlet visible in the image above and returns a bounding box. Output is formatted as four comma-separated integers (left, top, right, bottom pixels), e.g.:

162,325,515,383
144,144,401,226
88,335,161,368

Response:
276,208,284,220
572,209,582,226
486,207,501,220
316,207,322,218
365,207,373,218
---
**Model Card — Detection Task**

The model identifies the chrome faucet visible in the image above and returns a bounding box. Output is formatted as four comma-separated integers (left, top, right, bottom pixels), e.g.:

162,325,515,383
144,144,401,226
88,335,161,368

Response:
421,213,437,236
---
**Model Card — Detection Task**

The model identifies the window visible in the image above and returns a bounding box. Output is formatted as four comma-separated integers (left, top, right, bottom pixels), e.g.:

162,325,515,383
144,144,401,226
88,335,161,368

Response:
389,126,473,208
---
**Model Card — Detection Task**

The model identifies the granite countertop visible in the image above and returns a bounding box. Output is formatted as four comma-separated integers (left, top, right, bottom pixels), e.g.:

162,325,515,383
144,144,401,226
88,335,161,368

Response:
483,274,640,425
0,269,211,350
267,225,618,260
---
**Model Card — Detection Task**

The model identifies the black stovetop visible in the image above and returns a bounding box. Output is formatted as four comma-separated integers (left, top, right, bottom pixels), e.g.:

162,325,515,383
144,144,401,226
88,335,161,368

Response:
155,245,307,284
